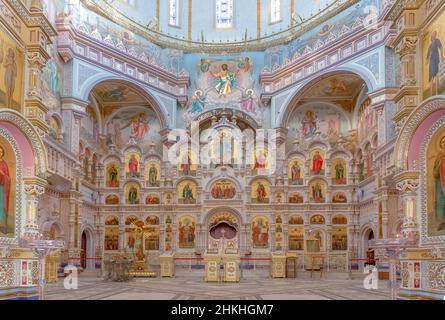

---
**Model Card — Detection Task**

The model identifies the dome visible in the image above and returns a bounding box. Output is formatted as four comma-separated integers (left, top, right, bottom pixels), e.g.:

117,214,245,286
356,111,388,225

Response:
79,0,350,52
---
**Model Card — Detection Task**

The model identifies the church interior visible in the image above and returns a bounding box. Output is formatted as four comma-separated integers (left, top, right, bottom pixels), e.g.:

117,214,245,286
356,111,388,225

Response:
0,0,445,301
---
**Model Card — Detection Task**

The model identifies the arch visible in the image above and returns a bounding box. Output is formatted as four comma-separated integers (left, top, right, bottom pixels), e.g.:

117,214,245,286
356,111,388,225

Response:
174,176,200,188
286,150,306,160
41,220,65,240
307,176,329,185
307,140,330,154
122,143,143,156
87,93,104,135
142,153,162,164
277,69,373,128
248,176,273,187
204,207,244,226
46,111,63,134
359,225,375,261
80,224,95,270
0,109,48,176
102,154,122,165
327,148,353,161
394,96,445,170
80,77,170,130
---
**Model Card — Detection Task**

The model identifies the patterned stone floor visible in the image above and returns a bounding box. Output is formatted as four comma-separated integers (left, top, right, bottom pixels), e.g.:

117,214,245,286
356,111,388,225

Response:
44,270,391,300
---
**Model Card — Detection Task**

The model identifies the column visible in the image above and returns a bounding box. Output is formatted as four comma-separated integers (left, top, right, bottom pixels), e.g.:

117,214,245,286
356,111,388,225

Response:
61,98,88,155
23,179,46,239
396,176,420,240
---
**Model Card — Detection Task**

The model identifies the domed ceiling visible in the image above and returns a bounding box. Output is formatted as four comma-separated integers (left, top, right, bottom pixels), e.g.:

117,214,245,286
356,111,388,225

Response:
79,0,358,52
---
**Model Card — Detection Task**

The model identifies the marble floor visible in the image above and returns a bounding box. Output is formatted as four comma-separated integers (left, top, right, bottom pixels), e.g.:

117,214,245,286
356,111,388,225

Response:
44,270,391,300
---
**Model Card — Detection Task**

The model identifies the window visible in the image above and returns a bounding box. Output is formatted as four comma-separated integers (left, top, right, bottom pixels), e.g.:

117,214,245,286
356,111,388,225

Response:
216,0,234,29
270,0,281,23
169,0,180,26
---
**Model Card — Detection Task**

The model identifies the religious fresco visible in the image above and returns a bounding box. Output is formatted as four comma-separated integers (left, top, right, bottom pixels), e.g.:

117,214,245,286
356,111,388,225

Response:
332,227,348,251
288,105,349,149
422,9,445,99
0,138,16,237
288,159,304,185
144,226,160,251
104,226,119,251
332,215,348,225
332,192,347,203
124,182,140,204
105,107,161,154
146,215,160,226
146,162,160,187
185,58,262,122
105,194,119,205
210,180,236,199
427,127,445,236
331,159,347,184
106,163,120,188
125,226,145,260
289,215,304,225
125,152,141,178
178,216,195,249
177,180,197,204
308,230,325,252
288,227,304,251
310,214,326,224
144,216,160,250
145,194,160,205
251,179,270,204
0,28,23,112
251,216,269,249
310,149,326,176
289,193,304,204
104,228,119,250
124,216,160,254
309,179,326,203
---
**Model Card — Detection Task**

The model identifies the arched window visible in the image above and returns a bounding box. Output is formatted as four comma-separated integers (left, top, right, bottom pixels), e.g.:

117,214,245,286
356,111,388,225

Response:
270,0,281,23
216,0,234,29
169,0,180,26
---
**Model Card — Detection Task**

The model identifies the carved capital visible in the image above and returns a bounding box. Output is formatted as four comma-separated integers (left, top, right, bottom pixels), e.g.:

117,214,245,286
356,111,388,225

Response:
26,51,47,69
24,184,45,197
396,179,419,192
395,36,418,57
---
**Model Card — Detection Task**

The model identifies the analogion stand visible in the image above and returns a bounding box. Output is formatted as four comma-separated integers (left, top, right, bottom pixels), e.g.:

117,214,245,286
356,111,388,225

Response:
160,253,175,277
